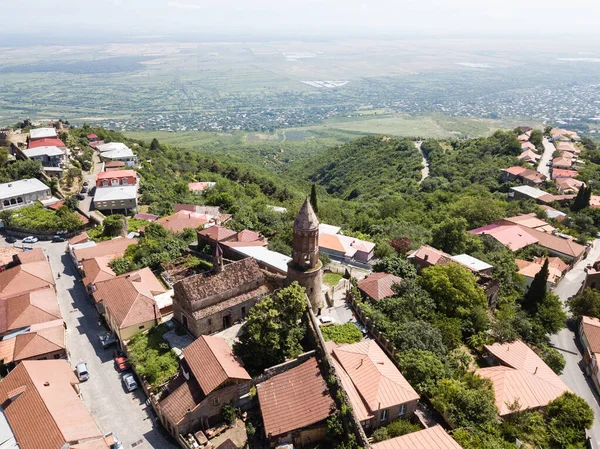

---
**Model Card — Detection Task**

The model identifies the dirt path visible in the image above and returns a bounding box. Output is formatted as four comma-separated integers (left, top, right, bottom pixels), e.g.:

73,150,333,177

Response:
416,141,429,183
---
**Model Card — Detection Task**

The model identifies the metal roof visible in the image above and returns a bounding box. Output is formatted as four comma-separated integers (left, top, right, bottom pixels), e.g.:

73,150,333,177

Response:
510,185,549,199
229,246,291,274
0,178,50,199
451,254,493,272
96,142,130,153
93,185,138,202
23,146,64,158
100,148,135,160
29,128,57,140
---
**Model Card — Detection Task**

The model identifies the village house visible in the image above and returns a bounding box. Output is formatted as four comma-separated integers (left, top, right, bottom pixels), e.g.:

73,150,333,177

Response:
357,272,402,302
93,185,138,214
197,225,267,259
92,275,161,345
87,133,99,142
370,426,461,449
331,340,420,430
583,259,600,291
0,250,55,303
407,245,493,275
29,127,57,141
520,141,536,152
477,340,570,416
23,145,67,167
552,155,573,170
99,147,138,167
579,316,600,394
551,168,579,180
519,149,540,164
0,359,111,449
173,258,272,337
134,212,159,222
104,160,126,171
555,177,585,194
0,319,67,366
317,224,375,263
257,357,335,447
502,166,547,186
157,335,251,441
226,245,291,275
516,257,568,289
155,210,210,233
70,236,137,268
27,137,66,149
0,285,61,338
0,178,52,211
96,170,137,187
539,205,567,221
509,185,555,204
188,182,216,194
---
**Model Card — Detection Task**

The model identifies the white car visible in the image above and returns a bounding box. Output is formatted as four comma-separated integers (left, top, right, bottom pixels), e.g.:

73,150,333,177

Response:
122,373,138,392
22,236,38,243
318,316,336,327
76,362,89,381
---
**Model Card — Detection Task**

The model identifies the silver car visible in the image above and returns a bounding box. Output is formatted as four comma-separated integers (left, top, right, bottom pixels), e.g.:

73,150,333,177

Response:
76,362,89,381
122,373,138,392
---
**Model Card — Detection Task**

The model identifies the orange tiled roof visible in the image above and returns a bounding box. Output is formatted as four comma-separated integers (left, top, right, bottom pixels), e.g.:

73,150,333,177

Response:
93,277,160,329
0,262,55,300
156,210,208,233
183,335,250,395
198,225,237,242
119,267,166,297
331,356,372,422
81,256,117,287
0,246,23,267
504,166,527,176
357,272,402,301
15,248,46,264
333,340,419,412
1,286,61,333
582,316,600,353
516,259,562,285
370,425,461,449
0,360,104,449
12,320,65,362
516,225,586,259
73,238,137,263
235,229,262,242
469,224,538,251
96,170,136,180
477,366,569,415
68,232,89,246
257,357,335,438
319,233,346,253
408,245,453,265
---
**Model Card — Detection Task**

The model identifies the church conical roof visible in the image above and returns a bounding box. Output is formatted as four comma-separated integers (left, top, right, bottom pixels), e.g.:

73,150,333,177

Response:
294,198,319,231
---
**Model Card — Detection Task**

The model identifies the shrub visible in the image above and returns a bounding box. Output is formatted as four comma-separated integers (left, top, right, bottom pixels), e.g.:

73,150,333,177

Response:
127,325,178,389
245,422,256,436
385,419,421,438
538,345,566,375
221,404,236,426
321,323,363,344
372,427,389,443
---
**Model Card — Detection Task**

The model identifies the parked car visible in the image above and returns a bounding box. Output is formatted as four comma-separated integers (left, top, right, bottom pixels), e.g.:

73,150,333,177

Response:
52,235,67,243
354,322,368,336
114,354,130,372
104,432,123,449
83,180,89,186
81,186,88,193
318,315,336,327
76,193,85,200
122,373,138,392
22,236,38,243
5,236,16,243
98,331,117,349
75,362,89,381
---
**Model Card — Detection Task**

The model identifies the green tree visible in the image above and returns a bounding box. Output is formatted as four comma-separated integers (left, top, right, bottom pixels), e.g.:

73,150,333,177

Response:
64,195,79,211
419,263,489,336
150,138,161,152
392,321,447,356
569,287,600,318
234,283,307,372
539,345,566,375
532,292,566,341
310,184,318,214
521,258,549,315
372,255,417,280
396,349,447,396
529,129,543,148
102,214,126,237
545,392,593,448
430,217,482,255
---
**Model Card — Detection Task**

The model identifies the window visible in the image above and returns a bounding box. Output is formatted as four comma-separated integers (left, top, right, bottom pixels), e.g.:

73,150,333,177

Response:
241,306,246,316
399,404,406,416
54,354,61,359
3,200,8,206
16,197,23,204
123,178,128,185
208,318,212,326
381,409,388,422
139,325,145,330
592,282,597,289
102,180,108,187
111,179,119,186
10,198,16,205
213,398,220,406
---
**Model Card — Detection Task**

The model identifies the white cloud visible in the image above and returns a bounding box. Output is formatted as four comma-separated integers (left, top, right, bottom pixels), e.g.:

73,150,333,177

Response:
167,1,203,9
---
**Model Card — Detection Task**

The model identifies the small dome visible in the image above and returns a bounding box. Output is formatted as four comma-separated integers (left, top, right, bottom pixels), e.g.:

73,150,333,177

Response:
294,198,319,231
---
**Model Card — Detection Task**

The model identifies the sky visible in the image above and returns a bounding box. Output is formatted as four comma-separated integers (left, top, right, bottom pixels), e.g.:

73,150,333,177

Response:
3,0,599,40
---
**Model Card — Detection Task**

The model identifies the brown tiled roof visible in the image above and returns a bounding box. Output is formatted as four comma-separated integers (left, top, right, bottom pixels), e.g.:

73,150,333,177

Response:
15,248,46,264
235,229,262,242
370,425,461,449
257,357,335,438
198,225,237,242
1,286,61,333
0,360,103,449
12,320,65,362
408,245,453,265
183,335,250,395
160,374,205,425
93,277,159,329
119,267,166,297
477,366,569,415
156,210,208,233
357,272,402,301
582,316,600,353
68,232,89,246
174,258,264,304
331,357,372,422
73,238,137,263
104,161,125,168
192,284,270,320
333,341,419,412
0,262,55,300
516,225,586,259
504,166,527,176
81,256,116,287
0,246,23,267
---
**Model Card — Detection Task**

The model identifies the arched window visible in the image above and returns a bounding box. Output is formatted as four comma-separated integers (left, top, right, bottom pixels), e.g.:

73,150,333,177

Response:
10,198,16,205
3,200,9,206
16,197,23,204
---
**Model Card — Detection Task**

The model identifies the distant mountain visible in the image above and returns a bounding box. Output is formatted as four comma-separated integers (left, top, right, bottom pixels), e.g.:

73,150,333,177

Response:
284,135,422,200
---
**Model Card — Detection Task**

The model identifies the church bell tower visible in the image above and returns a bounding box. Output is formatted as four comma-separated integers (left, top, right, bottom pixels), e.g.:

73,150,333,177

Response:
286,198,324,312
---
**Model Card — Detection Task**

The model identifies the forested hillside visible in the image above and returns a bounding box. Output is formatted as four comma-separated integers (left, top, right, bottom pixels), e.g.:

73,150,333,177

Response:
283,135,423,200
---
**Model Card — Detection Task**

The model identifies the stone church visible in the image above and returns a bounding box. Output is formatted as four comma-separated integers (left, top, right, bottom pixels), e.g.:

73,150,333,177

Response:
172,198,324,336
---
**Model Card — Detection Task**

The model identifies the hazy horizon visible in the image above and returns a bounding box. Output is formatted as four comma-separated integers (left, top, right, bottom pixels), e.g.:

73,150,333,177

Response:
2,0,599,43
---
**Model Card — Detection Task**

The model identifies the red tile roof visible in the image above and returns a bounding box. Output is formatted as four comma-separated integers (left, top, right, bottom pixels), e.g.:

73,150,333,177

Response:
257,358,335,438
469,224,538,251
12,320,65,362
319,233,346,253
582,316,600,353
504,166,527,176
183,335,250,395
198,225,237,242
0,360,104,449
73,238,137,263
68,232,89,246
96,170,137,180
235,229,262,242
333,341,419,412
156,210,208,233
159,375,204,425
188,182,214,192
28,138,65,149
81,256,116,287
0,262,55,300
0,286,61,333
551,169,579,179
15,248,47,264
357,272,402,301
370,425,461,449
408,245,453,265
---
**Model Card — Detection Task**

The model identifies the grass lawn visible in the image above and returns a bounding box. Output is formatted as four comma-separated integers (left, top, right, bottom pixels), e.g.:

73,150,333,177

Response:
323,272,343,286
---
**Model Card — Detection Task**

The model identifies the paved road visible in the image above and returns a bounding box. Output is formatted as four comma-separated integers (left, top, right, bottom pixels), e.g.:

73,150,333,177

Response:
416,141,429,183
538,137,555,178
7,238,177,449
79,153,104,223
551,238,600,445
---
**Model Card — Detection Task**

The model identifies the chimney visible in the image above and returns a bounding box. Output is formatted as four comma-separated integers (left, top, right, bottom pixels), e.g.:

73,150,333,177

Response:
424,254,429,261
534,367,538,375
44,382,50,387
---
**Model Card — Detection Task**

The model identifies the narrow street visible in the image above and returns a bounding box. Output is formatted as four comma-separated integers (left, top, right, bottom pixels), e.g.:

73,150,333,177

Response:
551,238,600,446
538,137,554,178
416,141,429,183
79,152,105,224
15,239,177,449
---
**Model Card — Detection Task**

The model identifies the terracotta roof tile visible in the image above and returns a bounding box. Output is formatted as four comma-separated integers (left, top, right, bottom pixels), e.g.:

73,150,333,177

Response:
15,248,46,264
408,245,453,265
333,341,419,412
469,224,538,251
515,225,586,259
96,170,137,180
81,256,117,287
0,246,23,267
174,258,263,304
582,316,600,353
319,233,346,253
160,374,205,425
0,360,103,449
68,232,89,245
2,286,61,333
0,262,55,301
358,272,402,301
257,358,335,438
370,425,461,449
156,210,208,233
198,225,237,242
73,238,137,263
183,335,250,395
93,277,159,329
13,320,65,362
188,182,215,192
235,229,262,242
477,366,569,415
119,267,166,297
